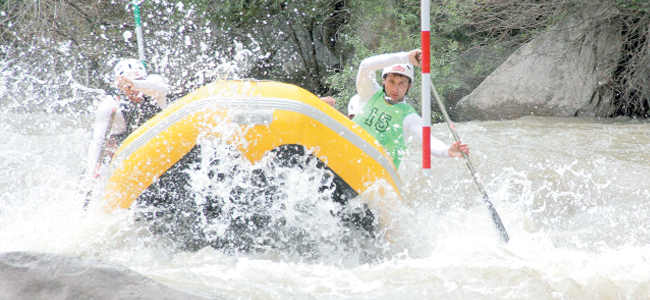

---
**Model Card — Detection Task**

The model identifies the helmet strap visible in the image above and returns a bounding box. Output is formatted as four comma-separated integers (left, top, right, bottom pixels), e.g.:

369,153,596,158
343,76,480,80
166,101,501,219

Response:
382,86,399,104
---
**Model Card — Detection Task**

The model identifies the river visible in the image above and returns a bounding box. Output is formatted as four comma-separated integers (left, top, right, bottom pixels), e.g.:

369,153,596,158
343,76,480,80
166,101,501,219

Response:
1,111,649,299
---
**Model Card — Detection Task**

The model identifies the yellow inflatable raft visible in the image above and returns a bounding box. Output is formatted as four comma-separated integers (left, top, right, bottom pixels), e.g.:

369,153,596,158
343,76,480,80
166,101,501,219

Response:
102,80,403,211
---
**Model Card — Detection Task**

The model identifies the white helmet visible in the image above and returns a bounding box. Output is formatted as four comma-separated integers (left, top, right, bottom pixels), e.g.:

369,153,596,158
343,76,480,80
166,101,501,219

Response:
382,63,414,82
348,94,360,117
114,59,147,80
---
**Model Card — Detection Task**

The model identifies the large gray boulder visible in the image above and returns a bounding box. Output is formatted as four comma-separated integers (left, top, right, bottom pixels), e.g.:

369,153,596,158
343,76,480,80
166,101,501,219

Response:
0,252,216,300
443,42,519,119
455,3,621,121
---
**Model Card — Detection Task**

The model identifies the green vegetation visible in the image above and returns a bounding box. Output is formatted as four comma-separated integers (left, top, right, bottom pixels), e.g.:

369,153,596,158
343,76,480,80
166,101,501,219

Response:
2,0,650,117
614,0,650,13
324,0,573,119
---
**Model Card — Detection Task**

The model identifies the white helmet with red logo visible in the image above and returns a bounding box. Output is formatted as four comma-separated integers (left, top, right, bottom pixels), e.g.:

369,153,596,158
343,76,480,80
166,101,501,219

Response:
381,63,414,82
114,59,148,80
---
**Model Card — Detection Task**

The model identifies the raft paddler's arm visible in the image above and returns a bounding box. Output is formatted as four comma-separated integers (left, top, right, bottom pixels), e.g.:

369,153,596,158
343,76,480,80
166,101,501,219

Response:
319,96,336,106
130,74,170,109
85,96,124,179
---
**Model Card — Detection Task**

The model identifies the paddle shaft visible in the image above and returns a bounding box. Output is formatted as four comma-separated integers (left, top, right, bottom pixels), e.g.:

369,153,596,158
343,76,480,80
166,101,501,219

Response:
132,2,146,67
428,79,510,244
93,108,117,176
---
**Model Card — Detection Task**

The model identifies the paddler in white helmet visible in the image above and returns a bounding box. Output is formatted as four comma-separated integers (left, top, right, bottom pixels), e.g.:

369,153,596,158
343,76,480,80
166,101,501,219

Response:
353,49,469,169
84,58,169,181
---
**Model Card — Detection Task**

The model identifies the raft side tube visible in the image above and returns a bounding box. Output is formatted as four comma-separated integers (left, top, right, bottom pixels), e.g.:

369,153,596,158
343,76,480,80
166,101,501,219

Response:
102,80,403,210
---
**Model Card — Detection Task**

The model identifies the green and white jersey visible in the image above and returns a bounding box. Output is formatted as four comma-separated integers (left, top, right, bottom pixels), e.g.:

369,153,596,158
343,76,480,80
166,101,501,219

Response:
353,90,416,168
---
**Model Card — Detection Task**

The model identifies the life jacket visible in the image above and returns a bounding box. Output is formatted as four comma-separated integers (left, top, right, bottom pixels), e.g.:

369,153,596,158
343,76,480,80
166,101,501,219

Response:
352,90,416,169
112,92,162,144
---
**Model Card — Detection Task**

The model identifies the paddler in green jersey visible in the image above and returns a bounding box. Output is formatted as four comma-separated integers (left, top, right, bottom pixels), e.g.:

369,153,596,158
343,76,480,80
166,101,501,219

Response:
353,49,469,169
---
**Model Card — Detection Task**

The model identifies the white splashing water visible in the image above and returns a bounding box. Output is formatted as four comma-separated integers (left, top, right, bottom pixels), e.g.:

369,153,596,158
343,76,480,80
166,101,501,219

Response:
2,110,650,298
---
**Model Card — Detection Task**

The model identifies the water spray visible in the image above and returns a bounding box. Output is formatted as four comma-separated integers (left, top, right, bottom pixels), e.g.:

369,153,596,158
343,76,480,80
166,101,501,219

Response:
428,78,510,244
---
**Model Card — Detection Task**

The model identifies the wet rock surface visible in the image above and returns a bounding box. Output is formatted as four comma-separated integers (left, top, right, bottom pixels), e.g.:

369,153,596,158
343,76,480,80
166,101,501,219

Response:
0,251,216,300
